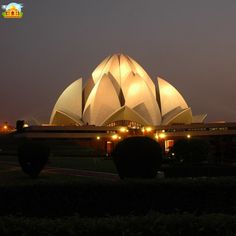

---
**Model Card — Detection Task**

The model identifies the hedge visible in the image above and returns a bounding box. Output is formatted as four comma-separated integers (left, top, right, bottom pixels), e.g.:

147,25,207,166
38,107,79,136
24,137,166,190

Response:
112,136,162,179
164,165,236,177
0,213,236,236
1,178,236,216
18,141,50,178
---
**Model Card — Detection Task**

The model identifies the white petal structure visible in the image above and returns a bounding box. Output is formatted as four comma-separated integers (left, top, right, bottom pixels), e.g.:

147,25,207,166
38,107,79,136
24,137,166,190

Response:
83,54,161,126
50,54,206,126
83,74,121,126
157,77,188,116
50,79,83,125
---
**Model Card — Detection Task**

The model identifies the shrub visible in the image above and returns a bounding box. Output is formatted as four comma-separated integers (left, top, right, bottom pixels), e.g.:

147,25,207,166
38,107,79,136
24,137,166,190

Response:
170,138,209,163
1,177,236,216
164,165,236,178
1,213,236,236
18,141,50,178
112,136,162,179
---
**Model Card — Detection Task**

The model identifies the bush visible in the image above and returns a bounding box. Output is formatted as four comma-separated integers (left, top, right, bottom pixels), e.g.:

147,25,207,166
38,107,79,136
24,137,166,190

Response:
18,141,50,178
112,136,162,179
1,177,236,216
170,139,209,163
1,213,236,236
164,165,236,178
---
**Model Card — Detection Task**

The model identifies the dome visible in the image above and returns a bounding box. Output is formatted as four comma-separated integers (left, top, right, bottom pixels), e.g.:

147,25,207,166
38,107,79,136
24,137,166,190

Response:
50,53,206,126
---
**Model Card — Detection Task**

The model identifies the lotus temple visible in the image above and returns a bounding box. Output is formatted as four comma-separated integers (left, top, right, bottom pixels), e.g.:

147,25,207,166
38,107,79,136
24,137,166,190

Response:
16,54,236,159
50,53,206,127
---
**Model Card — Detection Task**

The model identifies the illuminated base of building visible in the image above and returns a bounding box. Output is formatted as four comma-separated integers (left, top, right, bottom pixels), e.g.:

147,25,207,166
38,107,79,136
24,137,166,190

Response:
14,122,236,160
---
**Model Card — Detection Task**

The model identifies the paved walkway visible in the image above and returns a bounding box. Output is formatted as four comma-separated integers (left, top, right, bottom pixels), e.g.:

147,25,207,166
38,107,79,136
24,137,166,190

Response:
0,160,119,181
45,167,119,181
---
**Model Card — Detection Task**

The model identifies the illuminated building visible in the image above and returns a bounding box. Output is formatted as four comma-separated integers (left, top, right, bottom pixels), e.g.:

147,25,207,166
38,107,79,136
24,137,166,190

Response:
16,122,236,160
15,54,236,161
50,54,206,127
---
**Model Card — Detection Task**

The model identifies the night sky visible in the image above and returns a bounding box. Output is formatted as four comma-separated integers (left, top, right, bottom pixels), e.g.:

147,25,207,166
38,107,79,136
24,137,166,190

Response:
0,0,236,125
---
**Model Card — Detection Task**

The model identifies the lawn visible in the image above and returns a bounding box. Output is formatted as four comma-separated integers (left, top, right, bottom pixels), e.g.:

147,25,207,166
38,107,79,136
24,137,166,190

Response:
49,155,117,173
0,154,117,173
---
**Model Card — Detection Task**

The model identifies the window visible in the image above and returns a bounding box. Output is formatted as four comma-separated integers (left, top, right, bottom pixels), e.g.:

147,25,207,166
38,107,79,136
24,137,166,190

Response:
107,120,142,128
165,140,174,153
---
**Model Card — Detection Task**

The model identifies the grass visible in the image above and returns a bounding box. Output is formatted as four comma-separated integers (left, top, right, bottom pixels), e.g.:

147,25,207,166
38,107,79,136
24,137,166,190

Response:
0,159,112,186
0,154,117,173
49,155,117,173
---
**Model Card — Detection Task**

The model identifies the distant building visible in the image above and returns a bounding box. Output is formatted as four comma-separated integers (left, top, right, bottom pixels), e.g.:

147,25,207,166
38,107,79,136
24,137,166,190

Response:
50,54,206,127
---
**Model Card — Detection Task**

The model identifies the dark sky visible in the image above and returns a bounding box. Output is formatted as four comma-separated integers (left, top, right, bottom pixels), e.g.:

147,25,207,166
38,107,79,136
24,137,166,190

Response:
0,0,236,125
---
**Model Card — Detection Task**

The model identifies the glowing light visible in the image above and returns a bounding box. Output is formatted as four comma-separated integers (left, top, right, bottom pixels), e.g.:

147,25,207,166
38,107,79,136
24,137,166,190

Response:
141,127,145,132
120,127,128,133
187,134,191,139
155,134,159,140
159,133,166,139
162,130,165,133
3,125,8,130
120,127,126,132
112,134,118,140
23,124,29,128
96,136,100,140
145,127,152,132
